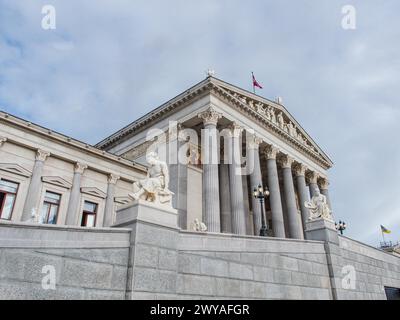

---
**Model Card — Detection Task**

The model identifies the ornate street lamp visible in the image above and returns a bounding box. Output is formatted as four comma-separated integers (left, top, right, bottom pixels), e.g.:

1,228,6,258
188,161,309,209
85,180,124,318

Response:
335,220,347,235
253,184,270,237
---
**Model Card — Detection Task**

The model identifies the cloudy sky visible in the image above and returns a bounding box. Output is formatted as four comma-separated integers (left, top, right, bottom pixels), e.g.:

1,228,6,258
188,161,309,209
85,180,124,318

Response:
1,0,399,245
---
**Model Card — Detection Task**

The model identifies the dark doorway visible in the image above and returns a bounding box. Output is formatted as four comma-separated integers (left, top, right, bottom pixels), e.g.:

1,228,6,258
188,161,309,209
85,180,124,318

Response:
385,286,400,300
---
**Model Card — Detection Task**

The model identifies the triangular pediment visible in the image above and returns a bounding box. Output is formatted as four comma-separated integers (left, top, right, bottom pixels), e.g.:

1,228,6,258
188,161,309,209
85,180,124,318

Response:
95,76,333,169
80,187,107,199
210,80,333,168
0,163,32,177
42,176,72,189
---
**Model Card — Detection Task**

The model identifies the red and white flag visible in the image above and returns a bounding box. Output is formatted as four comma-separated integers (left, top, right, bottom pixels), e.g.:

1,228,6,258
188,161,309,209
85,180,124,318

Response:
252,72,263,90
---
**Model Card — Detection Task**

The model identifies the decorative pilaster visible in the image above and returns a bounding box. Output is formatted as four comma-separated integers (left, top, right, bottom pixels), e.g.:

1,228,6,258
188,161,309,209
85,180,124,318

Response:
307,171,319,198
294,163,310,236
227,123,246,235
264,145,286,238
198,107,222,232
168,125,188,229
65,162,88,226
279,155,302,239
21,149,50,221
248,135,264,235
319,177,332,213
103,174,120,227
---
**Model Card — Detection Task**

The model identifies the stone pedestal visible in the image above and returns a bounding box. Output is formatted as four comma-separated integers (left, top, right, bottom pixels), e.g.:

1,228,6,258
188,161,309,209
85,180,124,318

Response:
113,200,179,229
305,218,338,244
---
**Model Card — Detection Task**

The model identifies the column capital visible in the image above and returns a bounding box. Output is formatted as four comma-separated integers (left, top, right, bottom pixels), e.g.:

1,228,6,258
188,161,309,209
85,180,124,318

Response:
293,163,307,177
263,145,279,160
248,135,263,150
318,176,329,189
198,106,222,126
227,122,243,138
108,173,120,184
74,162,88,174
306,171,319,184
36,149,50,161
278,154,294,169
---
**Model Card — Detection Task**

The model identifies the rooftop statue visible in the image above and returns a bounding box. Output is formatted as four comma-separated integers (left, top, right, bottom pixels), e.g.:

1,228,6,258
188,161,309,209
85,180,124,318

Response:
304,188,332,221
129,152,173,206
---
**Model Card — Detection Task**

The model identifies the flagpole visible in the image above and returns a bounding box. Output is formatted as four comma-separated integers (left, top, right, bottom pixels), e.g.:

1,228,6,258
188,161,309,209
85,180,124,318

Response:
252,72,255,94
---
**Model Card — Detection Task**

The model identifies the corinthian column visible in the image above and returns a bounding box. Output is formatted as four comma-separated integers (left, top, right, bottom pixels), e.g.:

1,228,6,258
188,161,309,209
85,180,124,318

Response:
22,149,51,221
103,174,120,227
294,163,310,235
66,162,88,226
226,123,246,235
319,177,332,212
198,107,222,232
248,135,263,235
280,155,302,239
264,145,286,238
307,171,319,198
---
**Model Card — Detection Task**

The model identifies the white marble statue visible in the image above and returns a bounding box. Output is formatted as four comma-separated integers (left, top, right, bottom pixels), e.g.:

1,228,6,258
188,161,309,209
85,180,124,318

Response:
192,218,207,232
129,152,173,206
277,112,285,129
304,188,332,221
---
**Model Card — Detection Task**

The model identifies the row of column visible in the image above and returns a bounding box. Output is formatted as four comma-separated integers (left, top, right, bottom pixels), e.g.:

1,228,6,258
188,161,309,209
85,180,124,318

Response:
198,106,332,239
20,148,120,227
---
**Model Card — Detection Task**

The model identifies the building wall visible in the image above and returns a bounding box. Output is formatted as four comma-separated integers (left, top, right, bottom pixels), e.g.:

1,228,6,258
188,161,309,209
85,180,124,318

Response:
0,221,131,299
332,236,400,299
0,112,146,227
114,207,400,300
1,216,400,300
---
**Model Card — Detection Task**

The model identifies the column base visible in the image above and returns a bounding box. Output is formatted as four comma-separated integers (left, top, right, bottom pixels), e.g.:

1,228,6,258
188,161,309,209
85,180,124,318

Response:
113,200,179,229
305,218,339,244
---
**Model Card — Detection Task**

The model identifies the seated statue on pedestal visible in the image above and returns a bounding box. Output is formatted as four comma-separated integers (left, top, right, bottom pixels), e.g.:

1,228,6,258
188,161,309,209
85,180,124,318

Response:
304,188,332,221
128,152,173,206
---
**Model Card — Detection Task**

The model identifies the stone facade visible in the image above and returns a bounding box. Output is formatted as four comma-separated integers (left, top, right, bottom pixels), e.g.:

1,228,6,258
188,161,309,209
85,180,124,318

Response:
0,76,399,300
0,111,146,227
1,204,399,300
95,76,333,240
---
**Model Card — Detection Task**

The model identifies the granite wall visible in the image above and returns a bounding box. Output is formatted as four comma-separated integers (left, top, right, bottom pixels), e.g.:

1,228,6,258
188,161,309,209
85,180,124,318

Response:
0,221,131,299
1,212,400,300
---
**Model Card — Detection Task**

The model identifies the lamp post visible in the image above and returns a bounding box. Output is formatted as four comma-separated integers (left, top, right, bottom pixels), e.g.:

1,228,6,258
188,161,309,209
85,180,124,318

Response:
335,220,347,235
253,184,270,237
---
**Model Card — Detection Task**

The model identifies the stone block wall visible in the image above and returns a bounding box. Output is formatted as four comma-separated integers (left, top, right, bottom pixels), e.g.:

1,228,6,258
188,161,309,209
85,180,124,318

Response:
0,221,131,299
1,215,400,300
332,236,400,299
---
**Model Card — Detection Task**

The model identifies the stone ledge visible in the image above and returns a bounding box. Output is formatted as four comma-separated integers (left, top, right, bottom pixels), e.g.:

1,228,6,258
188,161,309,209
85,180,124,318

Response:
114,200,178,229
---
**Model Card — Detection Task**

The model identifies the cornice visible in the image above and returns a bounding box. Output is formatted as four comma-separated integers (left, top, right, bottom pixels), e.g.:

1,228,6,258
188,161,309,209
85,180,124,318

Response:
93,76,333,170
0,111,147,174
210,83,333,169
95,78,213,150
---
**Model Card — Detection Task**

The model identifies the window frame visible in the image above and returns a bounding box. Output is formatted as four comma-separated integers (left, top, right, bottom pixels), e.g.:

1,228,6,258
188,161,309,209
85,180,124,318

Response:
41,191,61,224
81,200,98,227
0,179,19,220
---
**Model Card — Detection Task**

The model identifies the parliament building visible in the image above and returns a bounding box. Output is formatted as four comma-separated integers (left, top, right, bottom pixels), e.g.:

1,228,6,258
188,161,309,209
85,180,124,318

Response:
0,76,399,300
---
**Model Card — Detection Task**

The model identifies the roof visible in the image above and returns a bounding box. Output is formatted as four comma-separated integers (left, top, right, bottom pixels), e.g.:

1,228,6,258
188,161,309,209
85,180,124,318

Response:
95,76,333,169
0,110,147,173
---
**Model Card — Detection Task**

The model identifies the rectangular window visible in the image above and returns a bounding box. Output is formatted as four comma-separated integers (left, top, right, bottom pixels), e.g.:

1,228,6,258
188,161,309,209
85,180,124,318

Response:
0,179,19,220
81,201,97,227
40,191,61,224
